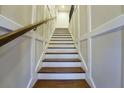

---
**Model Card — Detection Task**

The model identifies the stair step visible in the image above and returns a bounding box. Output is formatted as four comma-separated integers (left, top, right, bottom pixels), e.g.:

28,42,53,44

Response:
38,73,85,80
52,36,72,38
38,67,85,73
51,40,73,41
45,54,79,59
48,45,75,48
50,41,74,43
33,80,90,88
42,62,81,67
43,58,81,62
49,43,74,44
46,49,78,54
47,48,77,52
51,38,73,40
54,32,70,34
48,47,76,49
53,34,71,36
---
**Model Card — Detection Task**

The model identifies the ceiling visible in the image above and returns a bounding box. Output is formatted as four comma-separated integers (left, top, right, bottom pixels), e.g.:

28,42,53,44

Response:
56,5,71,12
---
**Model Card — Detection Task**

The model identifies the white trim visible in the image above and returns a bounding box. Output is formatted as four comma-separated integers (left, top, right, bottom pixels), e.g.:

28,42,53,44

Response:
77,5,81,51
78,51,88,71
38,73,85,80
0,14,44,41
31,5,37,24
68,28,88,72
34,33,44,42
85,76,96,88
27,77,37,88
80,14,124,41
35,26,56,72
28,5,37,88
87,5,92,79
0,14,23,30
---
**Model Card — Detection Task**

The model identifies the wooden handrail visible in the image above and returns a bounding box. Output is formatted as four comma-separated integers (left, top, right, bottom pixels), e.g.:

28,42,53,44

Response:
0,17,56,47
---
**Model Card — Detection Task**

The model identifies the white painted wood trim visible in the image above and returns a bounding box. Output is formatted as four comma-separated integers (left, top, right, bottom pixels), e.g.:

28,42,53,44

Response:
0,14,23,30
87,5,92,79
77,5,81,51
0,14,44,41
28,5,38,88
68,25,88,72
85,76,96,88
27,76,37,88
80,14,124,41
38,73,85,80
35,26,56,72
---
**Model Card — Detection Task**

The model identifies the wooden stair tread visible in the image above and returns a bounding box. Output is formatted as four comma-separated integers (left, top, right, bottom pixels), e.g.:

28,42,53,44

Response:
43,58,81,62
33,80,90,88
38,67,85,73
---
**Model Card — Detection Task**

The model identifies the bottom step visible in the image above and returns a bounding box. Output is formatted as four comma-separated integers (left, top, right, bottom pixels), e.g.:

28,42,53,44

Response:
33,80,90,88
38,73,85,80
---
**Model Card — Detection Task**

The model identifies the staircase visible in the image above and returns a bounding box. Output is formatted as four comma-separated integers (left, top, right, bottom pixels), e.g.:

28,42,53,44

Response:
33,28,90,88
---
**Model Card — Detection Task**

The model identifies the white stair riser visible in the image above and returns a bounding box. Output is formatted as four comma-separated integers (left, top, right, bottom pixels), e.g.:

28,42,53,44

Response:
38,73,85,80
50,41,74,43
42,62,81,67
51,38,72,40
53,34,71,36
46,50,77,53
47,49,77,52
53,32,69,33
48,45,75,47
45,54,79,58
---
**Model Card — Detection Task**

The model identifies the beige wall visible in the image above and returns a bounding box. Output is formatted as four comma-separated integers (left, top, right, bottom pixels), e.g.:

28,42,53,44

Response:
91,5,122,30
36,6,44,37
79,5,88,36
0,5,32,26
0,6,1,13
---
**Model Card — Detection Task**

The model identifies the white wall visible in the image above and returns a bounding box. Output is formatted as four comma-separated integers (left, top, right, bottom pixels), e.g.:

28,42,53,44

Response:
0,36,31,88
56,12,69,28
92,31,122,88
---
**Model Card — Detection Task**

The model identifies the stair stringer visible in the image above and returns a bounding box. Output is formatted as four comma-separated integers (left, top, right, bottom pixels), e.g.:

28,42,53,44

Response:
68,28,88,72
68,28,95,88
35,27,56,73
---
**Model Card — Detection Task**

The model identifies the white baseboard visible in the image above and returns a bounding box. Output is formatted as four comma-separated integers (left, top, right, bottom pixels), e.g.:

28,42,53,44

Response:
85,76,96,88
0,14,23,30
27,76,37,88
